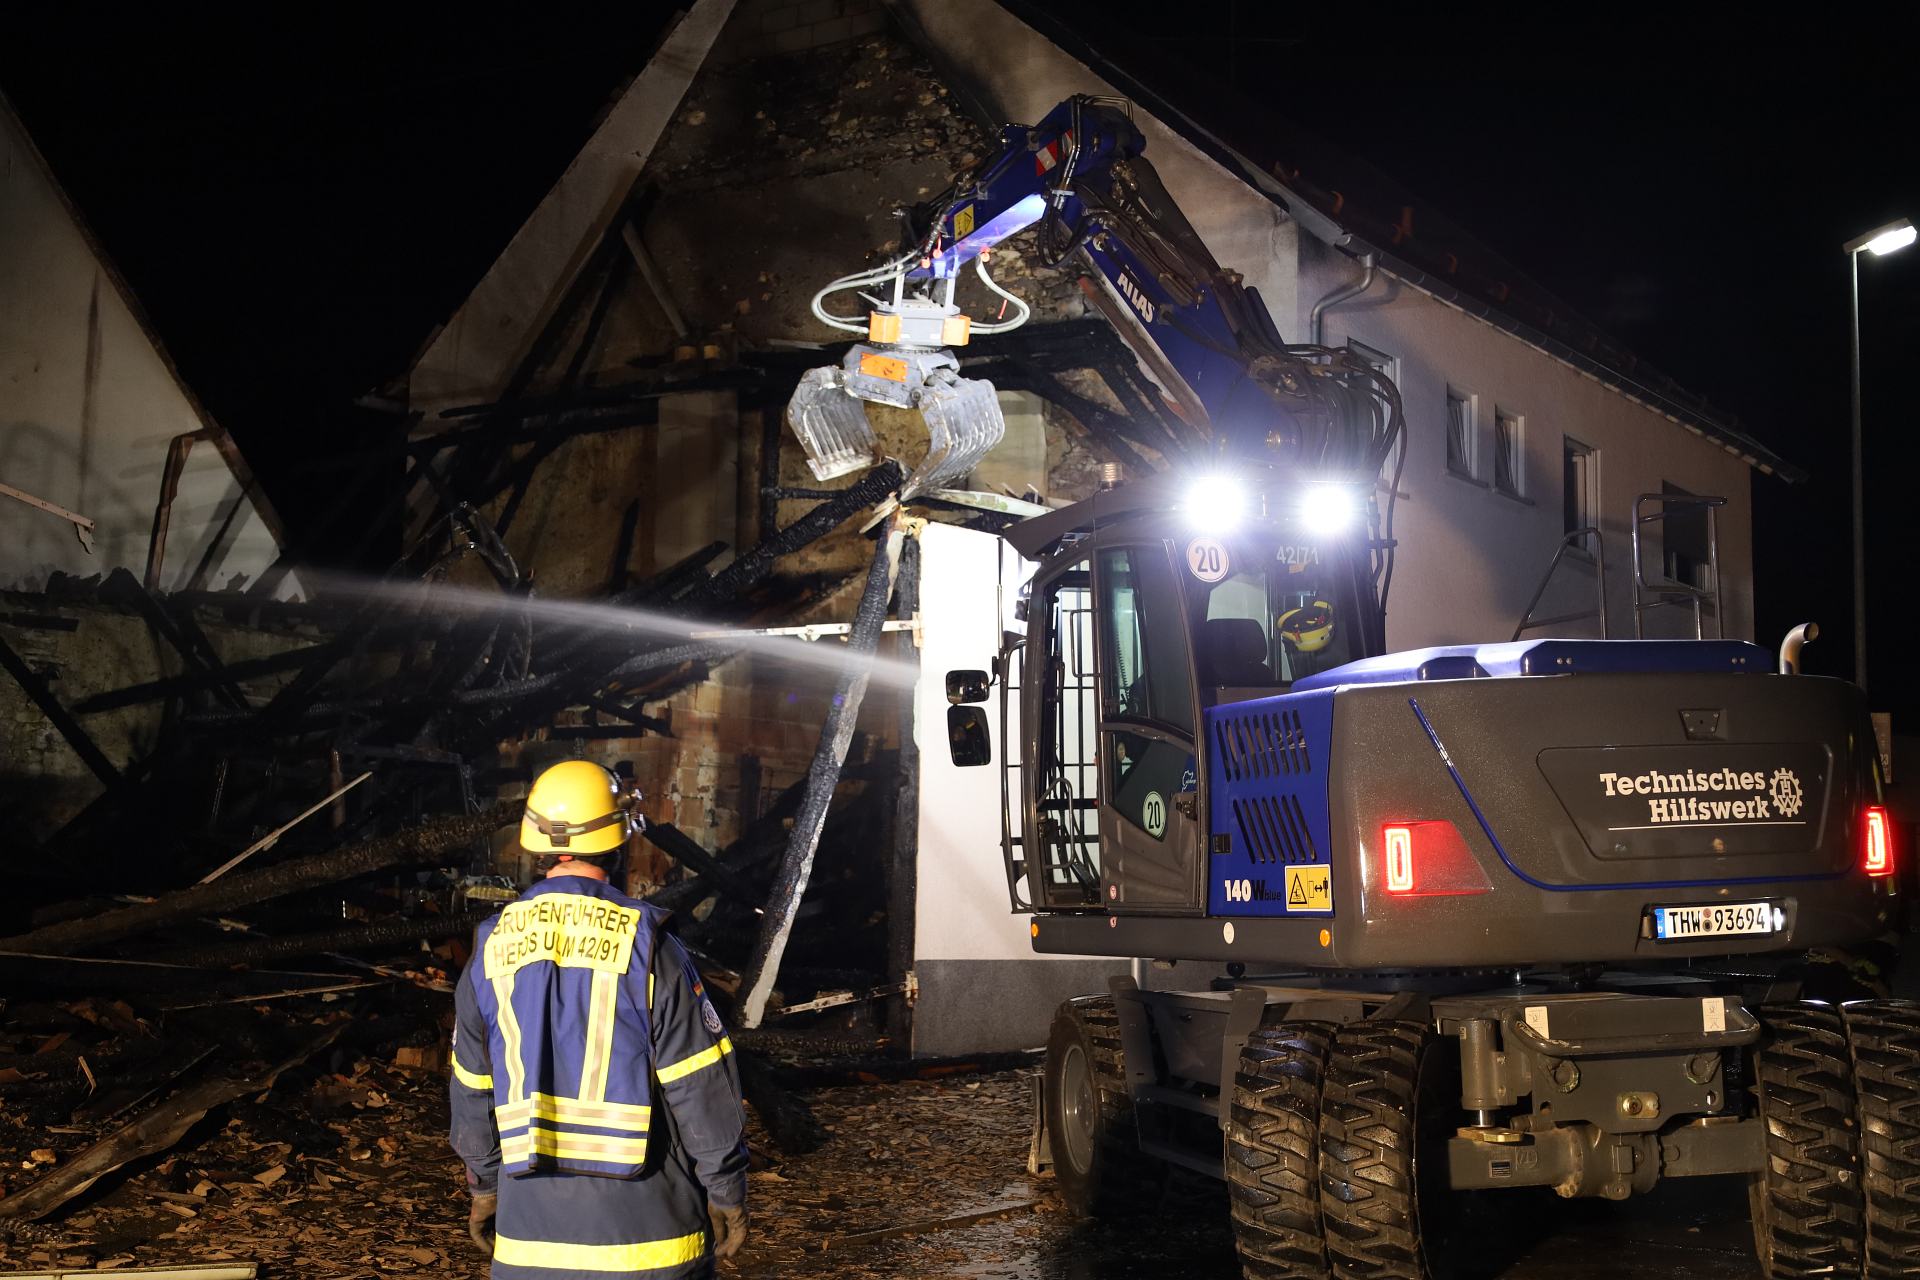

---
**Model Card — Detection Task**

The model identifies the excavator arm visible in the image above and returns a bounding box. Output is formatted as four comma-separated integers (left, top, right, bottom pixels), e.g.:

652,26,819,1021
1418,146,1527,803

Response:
788,94,1402,510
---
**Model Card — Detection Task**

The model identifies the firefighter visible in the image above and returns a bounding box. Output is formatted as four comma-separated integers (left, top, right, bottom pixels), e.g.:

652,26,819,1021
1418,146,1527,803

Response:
450,761,750,1278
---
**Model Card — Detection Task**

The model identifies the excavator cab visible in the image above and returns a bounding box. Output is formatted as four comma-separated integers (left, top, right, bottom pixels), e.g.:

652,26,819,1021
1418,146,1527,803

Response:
996,472,1383,915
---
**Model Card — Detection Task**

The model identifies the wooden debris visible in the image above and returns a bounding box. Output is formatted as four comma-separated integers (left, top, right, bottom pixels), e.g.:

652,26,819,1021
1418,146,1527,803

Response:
0,1022,345,1221
0,805,514,957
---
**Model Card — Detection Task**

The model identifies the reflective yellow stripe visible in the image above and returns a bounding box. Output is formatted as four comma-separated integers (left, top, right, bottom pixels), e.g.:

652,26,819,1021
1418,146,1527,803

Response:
496,1092,651,1132
647,971,654,1010
493,1230,705,1272
655,1036,732,1084
491,973,526,1106
578,969,618,1102
451,1056,493,1091
502,1128,650,1163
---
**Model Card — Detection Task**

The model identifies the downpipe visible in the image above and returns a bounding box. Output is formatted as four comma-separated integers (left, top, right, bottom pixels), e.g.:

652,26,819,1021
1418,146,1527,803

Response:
1309,252,1378,345
1779,622,1819,675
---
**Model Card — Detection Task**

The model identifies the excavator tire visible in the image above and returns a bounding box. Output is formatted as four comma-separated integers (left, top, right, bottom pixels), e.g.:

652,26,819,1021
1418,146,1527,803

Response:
1045,996,1163,1217
1748,1003,1864,1279
1226,1021,1335,1279
1317,1019,1458,1280
1841,1000,1920,1279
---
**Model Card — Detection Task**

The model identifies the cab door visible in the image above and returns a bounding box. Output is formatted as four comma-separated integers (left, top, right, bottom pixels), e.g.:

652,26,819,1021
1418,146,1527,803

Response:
1093,542,1203,911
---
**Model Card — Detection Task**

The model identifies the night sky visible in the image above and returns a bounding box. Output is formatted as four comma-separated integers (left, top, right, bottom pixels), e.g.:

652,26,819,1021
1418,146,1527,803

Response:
4,5,1916,713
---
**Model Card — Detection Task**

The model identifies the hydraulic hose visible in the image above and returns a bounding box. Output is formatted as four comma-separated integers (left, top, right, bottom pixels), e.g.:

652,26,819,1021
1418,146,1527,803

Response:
967,254,1032,335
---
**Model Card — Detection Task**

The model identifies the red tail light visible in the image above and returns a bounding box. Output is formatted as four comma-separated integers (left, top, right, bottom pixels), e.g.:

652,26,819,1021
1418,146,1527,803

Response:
1863,805,1894,877
1384,825,1415,893
1375,821,1490,896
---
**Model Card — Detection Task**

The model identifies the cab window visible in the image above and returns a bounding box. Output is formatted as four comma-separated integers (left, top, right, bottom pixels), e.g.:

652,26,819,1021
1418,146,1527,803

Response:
1096,545,1194,737
1186,531,1361,686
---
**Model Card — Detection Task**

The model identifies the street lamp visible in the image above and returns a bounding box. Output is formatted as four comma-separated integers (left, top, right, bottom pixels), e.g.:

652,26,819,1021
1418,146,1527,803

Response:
1841,217,1913,695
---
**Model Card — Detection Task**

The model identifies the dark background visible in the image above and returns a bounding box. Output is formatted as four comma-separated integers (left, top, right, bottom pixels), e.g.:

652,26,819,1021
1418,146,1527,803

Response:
4,4,1915,712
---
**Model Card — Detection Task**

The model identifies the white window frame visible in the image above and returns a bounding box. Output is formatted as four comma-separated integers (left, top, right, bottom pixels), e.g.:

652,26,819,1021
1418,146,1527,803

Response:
1444,388,1477,480
1346,339,1406,495
1493,407,1525,499
1562,436,1599,554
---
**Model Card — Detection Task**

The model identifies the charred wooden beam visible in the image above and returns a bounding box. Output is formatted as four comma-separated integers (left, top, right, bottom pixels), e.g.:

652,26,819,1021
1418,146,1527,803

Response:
642,822,758,903
738,514,904,1027
884,533,921,1043
0,1021,346,1222
0,802,514,956
0,630,121,786
151,909,493,969
73,641,335,713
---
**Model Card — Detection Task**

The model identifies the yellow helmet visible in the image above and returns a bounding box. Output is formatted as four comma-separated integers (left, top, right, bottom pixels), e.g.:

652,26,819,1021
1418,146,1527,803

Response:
1277,600,1336,654
521,761,632,855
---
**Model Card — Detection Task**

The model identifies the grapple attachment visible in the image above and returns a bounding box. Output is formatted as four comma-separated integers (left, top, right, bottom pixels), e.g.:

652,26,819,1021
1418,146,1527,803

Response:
785,343,1006,497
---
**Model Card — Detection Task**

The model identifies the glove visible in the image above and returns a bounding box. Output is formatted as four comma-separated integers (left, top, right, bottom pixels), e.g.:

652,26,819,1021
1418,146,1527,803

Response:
707,1201,748,1261
468,1190,498,1256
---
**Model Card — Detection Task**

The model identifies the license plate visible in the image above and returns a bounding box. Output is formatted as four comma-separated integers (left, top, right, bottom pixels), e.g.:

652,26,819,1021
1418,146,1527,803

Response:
1652,901,1780,941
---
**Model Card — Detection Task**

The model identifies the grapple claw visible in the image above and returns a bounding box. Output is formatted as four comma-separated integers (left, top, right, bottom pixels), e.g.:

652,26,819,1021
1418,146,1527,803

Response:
785,343,1006,498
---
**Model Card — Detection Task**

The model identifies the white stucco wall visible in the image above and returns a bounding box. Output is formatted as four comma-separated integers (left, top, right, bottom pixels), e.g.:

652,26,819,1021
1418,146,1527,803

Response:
0,99,287,594
1297,241,1756,647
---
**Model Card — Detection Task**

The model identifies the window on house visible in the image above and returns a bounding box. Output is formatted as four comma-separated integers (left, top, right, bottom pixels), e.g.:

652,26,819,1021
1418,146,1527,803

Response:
1660,482,1711,590
1446,390,1474,477
1563,437,1597,547
1347,340,1404,487
1493,409,1523,497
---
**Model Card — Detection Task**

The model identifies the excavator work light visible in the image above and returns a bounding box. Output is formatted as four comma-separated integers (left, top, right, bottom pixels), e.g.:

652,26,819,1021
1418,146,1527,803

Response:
1300,483,1362,534
1180,475,1249,532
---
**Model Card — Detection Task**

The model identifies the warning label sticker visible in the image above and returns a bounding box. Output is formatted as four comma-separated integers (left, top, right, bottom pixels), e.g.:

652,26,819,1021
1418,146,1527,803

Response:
954,204,976,238
858,351,909,382
1283,865,1332,914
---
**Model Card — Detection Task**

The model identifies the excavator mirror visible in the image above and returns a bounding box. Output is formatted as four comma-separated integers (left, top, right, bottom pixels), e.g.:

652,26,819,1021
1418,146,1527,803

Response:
946,705,992,767
946,669,991,705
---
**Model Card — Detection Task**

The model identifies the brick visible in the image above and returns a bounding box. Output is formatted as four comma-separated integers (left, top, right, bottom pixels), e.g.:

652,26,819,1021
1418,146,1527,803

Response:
767,25,811,53
799,0,841,22
759,3,805,33
843,9,886,38
810,16,855,45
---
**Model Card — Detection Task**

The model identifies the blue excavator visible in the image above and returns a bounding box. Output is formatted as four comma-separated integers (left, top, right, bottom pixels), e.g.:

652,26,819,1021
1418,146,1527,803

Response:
786,96,1911,1280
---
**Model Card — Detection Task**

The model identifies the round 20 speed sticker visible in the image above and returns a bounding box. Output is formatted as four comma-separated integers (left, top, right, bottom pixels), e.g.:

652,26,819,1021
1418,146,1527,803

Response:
1185,537,1229,583
1142,790,1168,839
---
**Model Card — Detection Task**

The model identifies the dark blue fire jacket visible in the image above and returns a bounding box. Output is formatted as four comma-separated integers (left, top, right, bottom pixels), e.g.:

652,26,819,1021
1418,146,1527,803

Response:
450,874,748,1278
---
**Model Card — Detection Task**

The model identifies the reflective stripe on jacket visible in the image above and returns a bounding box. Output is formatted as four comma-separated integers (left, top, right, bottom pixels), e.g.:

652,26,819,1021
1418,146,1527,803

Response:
471,878,663,1177
448,873,749,1279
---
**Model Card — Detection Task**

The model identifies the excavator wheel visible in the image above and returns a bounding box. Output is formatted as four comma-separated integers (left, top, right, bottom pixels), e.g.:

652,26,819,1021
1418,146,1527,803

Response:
1044,996,1164,1217
1748,1003,1864,1279
1226,1021,1335,1279
1317,1020,1460,1280
1841,999,1920,1278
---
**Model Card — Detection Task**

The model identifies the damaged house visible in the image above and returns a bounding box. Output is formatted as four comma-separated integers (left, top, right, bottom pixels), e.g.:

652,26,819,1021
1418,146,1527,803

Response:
0,0,1806,1116
385,0,1798,1052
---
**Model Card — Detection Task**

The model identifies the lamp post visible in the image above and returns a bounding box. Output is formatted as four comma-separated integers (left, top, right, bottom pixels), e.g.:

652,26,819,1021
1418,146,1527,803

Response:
1840,217,1914,695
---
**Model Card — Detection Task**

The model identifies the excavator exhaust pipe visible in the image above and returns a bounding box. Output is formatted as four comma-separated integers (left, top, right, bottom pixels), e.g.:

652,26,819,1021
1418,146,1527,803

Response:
785,343,1006,498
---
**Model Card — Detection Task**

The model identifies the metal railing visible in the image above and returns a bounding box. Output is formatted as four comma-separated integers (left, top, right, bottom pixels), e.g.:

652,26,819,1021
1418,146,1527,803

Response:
1512,526,1609,640
1631,492,1725,639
